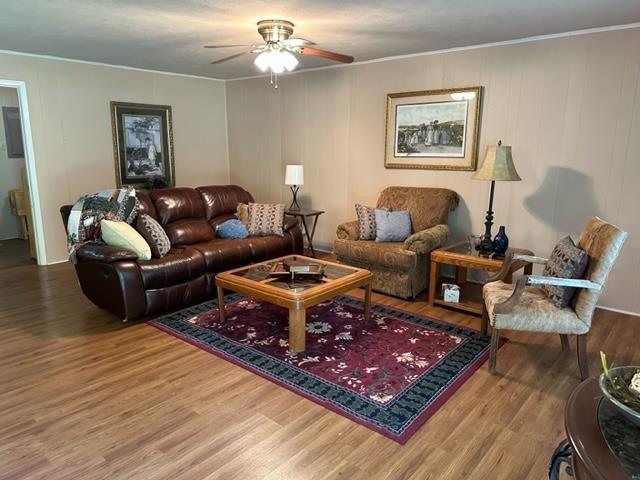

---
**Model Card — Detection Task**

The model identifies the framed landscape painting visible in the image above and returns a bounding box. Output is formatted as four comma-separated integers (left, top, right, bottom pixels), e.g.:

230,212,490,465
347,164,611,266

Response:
111,101,175,188
384,86,482,170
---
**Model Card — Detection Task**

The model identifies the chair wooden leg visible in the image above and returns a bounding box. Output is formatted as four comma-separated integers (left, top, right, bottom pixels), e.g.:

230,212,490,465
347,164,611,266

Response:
577,334,589,380
560,334,569,352
481,305,489,336
489,328,500,374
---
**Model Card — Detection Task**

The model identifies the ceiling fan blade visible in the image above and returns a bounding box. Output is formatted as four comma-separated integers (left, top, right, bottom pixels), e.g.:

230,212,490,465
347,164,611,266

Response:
210,51,250,65
204,44,253,49
299,47,353,64
282,38,316,47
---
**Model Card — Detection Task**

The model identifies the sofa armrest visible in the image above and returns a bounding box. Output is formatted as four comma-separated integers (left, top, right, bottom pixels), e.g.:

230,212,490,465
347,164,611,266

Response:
284,217,299,232
76,243,139,263
403,224,450,254
336,220,359,241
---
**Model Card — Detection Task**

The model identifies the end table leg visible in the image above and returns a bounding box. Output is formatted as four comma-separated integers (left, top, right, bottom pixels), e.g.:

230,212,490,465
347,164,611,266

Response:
216,285,225,322
364,281,372,321
289,307,306,353
456,266,468,285
428,260,438,306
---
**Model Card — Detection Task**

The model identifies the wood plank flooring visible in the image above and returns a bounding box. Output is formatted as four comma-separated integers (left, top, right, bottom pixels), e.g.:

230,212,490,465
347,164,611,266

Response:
0,238,34,269
0,261,638,480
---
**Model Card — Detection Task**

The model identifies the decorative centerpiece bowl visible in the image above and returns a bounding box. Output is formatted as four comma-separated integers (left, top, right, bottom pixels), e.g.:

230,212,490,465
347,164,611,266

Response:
599,365,640,427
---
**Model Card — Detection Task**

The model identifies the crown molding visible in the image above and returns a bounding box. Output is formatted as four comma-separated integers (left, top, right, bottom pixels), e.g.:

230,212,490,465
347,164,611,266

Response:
0,49,225,82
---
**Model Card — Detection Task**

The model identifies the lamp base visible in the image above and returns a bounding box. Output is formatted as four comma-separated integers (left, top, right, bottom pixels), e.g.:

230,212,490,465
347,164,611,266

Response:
477,208,495,256
477,235,494,256
477,180,496,256
289,185,301,210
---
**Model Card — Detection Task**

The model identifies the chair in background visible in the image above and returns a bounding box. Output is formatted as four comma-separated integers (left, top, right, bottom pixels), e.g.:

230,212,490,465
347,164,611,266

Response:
481,217,628,380
334,186,459,299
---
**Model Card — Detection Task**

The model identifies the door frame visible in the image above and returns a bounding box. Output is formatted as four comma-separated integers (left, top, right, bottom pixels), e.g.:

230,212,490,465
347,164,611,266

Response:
0,80,46,265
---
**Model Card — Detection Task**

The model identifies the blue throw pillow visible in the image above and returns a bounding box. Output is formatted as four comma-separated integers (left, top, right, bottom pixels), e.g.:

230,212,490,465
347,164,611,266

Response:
216,219,249,239
374,209,412,242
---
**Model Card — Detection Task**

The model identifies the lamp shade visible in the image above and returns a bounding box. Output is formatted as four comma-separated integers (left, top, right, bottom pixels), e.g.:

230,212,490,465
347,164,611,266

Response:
285,165,304,185
472,143,521,181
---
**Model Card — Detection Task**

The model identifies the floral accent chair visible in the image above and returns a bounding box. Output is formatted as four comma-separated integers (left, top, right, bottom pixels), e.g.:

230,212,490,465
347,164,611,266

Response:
334,187,459,299
481,217,628,380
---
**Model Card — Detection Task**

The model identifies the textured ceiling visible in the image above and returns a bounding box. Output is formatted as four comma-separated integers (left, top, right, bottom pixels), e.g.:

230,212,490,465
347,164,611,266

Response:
1,0,639,79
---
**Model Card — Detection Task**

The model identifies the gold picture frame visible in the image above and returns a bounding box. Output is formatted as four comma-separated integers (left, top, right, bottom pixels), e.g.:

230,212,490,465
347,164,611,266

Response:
111,101,175,188
384,86,482,171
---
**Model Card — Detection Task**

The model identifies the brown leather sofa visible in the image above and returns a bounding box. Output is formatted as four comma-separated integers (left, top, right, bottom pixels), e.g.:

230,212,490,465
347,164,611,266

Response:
60,185,303,320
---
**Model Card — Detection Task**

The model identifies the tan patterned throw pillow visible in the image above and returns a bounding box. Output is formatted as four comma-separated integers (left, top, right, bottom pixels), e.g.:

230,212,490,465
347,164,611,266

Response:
136,213,171,258
247,203,285,237
355,204,376,240
236,203,249,225
355,204,388,240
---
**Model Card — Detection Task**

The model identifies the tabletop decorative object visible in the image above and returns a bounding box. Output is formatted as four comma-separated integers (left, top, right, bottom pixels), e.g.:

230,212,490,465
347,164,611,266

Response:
471,141,521,255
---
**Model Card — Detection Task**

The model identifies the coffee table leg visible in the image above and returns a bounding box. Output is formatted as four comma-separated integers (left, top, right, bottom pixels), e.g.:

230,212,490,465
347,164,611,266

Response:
289,307,306,353
364,281,372,321
216,285,225,323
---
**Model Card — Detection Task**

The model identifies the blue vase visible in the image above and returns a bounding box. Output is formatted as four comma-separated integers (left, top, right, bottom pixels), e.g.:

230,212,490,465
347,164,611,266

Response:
492,226,509,255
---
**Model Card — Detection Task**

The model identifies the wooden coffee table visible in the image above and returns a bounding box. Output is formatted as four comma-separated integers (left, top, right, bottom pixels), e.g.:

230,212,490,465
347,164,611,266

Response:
215,255,372,353
428,241,534,316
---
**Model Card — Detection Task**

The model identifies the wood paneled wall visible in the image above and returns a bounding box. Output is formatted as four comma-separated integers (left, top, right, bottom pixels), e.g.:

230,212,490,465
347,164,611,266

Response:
0,53,229,263
226,27,640,314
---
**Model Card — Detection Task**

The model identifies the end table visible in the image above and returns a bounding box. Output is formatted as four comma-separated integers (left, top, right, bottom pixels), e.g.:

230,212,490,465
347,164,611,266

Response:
428,240,534,316
284,208,324,258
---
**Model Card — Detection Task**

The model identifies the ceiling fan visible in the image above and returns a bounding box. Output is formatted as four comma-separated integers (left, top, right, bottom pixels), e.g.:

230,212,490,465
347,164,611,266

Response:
204,19,354,87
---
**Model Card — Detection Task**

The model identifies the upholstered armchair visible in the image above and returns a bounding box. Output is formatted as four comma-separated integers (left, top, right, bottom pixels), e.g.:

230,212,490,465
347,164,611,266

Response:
334,186,459,298
481,217,628,379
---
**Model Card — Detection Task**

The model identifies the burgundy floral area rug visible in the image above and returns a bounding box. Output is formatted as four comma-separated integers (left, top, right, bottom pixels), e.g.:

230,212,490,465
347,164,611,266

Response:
149,295,501,443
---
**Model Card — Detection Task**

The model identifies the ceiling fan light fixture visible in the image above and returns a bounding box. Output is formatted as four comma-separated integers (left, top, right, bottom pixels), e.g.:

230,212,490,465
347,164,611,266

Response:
253,49,299,74
254,51,271,72
282,50,299,72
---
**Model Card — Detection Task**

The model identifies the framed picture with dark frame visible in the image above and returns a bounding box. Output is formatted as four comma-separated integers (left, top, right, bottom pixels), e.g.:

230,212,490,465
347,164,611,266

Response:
110,101,175,188
384,86,482,171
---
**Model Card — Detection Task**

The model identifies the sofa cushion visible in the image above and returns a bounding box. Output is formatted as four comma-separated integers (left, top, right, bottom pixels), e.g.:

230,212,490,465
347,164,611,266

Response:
136,213,171,258
246,235,294,263
375,209,412,242
190,239,254,272
138,247,206,289
163,218,215,245
541,236,589,308
100,220,151,260
197,185,254,220
216,219,249,239
136,191,159,221
334,238,417,272
209,213,237,231
151,187,205,225
236,202,249,225
247,203,285,236
355,204,378,240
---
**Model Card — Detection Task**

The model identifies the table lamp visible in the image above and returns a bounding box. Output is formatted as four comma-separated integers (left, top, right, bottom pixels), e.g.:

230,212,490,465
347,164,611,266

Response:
471,141,521,254
285,164,304,210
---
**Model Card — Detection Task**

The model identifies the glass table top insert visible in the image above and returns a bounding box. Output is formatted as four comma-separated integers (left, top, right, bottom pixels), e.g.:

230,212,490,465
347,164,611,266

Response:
230,256,358,293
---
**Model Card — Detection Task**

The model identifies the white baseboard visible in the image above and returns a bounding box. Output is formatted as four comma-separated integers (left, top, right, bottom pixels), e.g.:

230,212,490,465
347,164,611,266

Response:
47,259,69,265
596,305,640,318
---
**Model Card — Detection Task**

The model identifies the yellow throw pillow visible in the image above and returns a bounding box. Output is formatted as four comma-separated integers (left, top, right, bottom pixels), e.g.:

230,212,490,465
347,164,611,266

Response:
100,219,151,260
